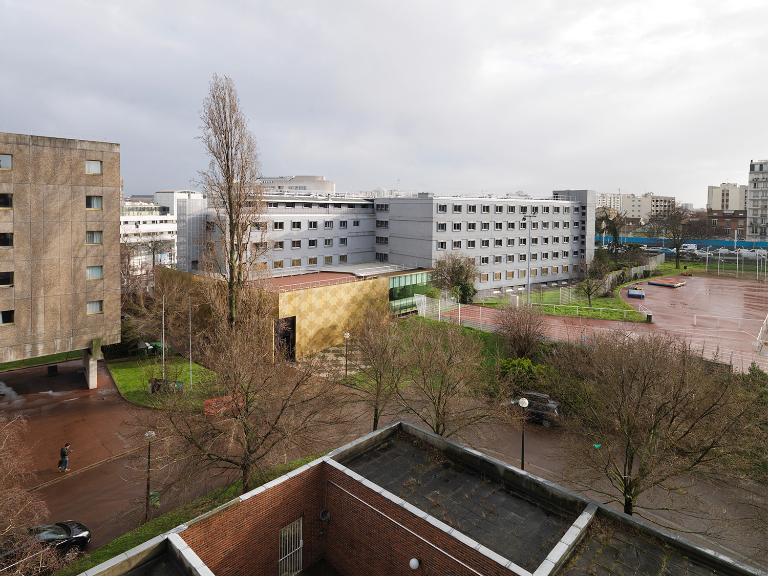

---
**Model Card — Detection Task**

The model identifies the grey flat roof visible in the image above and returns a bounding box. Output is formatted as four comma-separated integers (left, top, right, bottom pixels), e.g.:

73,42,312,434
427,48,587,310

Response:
562,518,729,576
342,432,576,572
334,424,766,576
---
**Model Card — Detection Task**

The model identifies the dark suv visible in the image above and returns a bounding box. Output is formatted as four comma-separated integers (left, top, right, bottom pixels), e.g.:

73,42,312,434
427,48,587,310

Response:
519,391,561,427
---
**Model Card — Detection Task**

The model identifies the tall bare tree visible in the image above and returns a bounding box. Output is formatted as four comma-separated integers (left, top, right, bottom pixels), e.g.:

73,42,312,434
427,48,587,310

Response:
199,74,266,327
0,417,64,575
397,319,490,437
143,238,176,269
649,205,691,269
157,284,341,494
577,260,607,307
496,305,545,359
598,210,628,255
546,332,767,517
348,311,408,431
431,253,478,303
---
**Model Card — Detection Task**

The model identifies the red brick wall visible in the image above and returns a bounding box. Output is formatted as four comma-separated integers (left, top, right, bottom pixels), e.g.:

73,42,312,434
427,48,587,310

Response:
181,461,515,576
324,465,513,576
181,464,325,576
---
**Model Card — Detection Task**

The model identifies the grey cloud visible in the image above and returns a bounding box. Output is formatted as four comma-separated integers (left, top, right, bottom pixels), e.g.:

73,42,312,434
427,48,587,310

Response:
1,0,767,204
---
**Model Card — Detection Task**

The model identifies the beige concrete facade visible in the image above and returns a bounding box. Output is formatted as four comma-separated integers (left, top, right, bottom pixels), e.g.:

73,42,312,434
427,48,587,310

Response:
0,132,121,365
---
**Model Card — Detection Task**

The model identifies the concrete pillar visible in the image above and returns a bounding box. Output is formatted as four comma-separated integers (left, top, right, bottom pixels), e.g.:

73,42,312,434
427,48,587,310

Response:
83,350,98,390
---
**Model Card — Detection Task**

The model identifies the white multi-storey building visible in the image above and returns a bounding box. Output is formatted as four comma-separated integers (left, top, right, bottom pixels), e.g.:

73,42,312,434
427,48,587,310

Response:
154,190,208,272
372,190,595,294
184,175,596,292
596,191,675,223
707,183,747,211
747,160,768,240
596,192,622,211
120,201,177,272
258,194,376,275
258,175,335,195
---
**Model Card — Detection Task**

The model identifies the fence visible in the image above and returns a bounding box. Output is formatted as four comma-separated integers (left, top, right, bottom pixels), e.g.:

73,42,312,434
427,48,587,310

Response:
416,296,496,332
601,253,665,295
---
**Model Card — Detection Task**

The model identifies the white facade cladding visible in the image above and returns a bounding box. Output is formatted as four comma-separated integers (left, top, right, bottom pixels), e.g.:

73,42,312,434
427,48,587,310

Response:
120,201,177,271
257,194,376,275
154,190,208,272
747,160,768,241
185,175,596,291
258,175,335,195
373,190,595,294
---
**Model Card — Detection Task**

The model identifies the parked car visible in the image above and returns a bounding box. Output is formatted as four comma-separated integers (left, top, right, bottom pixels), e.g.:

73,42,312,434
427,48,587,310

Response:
514,391,561,427
29,522,91,552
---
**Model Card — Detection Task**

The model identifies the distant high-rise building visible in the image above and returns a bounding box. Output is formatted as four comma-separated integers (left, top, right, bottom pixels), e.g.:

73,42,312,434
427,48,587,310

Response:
595,192,675,223
0,132,121,387
707,183,746,211
747,160,768,240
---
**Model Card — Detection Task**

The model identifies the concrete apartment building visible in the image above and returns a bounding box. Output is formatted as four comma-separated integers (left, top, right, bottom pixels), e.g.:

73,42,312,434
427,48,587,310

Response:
81,422,763,576
747,160,768,241
708,183,747,211
120,200,177,273
374,190,595,295
262,194,376,274
0,132,120,387
183,178,595,292
596,191,675,224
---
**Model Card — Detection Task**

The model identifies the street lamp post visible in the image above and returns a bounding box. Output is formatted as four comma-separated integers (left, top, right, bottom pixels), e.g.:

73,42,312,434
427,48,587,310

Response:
144,430,156,523
343,332,351,376
518,397,529,470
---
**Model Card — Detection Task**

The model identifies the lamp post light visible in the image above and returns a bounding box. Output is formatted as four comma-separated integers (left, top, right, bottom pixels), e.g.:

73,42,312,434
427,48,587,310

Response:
517,397,529,470
144,430,156,523
343,332,351,376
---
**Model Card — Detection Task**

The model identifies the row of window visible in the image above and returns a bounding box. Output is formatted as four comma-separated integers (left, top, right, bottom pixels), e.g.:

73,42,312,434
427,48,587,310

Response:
272,254,348,269
270,237,349,250
435,252,580,265
271,219,361,231
0,299,105,326
437,203,573,215
0,194,103,210
0,266,103,285
266,201,371,210
436,220,578,232
436,236,580,249
0,155,103,175
0,231,105,247
477,266,571,283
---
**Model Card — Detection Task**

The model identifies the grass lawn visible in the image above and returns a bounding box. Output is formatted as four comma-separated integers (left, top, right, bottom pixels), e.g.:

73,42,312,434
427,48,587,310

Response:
654,259,764,277
478,287,646,322
107,356,215,408
55,456,317,576
0,350,82,372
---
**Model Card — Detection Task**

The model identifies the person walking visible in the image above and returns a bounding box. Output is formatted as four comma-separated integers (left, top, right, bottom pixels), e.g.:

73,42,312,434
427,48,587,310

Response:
57,443,72,472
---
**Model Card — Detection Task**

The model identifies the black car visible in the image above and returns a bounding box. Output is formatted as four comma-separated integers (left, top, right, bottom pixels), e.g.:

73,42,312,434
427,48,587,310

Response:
518,391,561,427
30,522,91,552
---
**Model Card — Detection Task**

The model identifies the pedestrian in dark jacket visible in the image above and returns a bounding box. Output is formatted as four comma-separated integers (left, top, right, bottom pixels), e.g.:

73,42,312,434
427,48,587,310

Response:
58,443,72,472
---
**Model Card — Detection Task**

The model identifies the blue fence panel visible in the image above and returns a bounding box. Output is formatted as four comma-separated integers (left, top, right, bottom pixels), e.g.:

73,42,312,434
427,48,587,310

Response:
596,235,768,249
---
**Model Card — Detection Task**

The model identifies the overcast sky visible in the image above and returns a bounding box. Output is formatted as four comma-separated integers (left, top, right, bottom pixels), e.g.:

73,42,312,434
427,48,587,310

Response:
2,1,767,204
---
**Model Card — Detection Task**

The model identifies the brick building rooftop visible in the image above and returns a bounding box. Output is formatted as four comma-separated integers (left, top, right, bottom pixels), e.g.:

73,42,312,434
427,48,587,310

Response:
81,422,767,576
